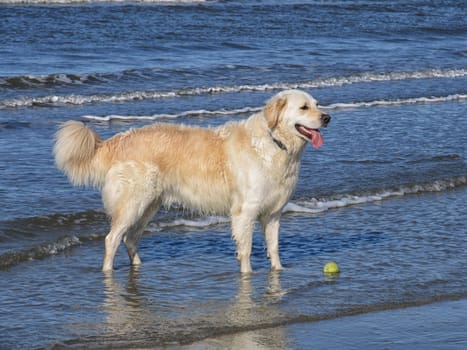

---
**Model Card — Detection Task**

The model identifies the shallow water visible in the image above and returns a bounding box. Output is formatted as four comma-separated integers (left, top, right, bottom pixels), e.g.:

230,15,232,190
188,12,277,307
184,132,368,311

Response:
0,0,466,348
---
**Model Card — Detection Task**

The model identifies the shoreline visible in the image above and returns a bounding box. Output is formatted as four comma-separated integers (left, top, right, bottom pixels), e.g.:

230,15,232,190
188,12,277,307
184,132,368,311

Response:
173,298,467,350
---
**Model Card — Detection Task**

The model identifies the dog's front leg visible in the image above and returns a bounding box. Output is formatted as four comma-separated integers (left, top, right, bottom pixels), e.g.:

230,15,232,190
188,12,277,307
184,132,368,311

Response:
261,213,283,271
231,209,256,273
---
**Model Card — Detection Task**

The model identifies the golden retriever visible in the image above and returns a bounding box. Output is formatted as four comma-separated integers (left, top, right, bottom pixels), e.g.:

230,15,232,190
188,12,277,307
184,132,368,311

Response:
54,90,330,273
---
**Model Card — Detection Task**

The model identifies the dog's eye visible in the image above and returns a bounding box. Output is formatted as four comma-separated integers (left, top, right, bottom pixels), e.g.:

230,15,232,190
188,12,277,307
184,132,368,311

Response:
300,104,309,110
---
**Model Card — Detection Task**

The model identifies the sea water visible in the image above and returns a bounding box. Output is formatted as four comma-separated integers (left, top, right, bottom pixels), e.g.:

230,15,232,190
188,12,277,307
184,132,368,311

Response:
0,0,466,348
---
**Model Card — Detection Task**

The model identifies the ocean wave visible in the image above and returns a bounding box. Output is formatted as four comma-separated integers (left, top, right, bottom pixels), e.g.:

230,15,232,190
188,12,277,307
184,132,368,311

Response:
152,216,231,231
407,154,463,164
286,176,467,214
1,68,465,109
0,90,179,109
81,94,467,122
0,73,100,89
325,94,467,110
0,210,108,269
1,210,108,231
0,235,82,269
2,67,465,92
82,106,260,122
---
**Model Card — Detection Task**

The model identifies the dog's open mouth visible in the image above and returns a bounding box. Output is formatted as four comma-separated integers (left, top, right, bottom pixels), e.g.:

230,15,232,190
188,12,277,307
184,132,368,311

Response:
295,124,323,149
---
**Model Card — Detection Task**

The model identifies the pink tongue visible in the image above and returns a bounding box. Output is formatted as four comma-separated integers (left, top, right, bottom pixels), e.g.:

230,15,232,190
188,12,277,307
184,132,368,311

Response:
310,129,324,149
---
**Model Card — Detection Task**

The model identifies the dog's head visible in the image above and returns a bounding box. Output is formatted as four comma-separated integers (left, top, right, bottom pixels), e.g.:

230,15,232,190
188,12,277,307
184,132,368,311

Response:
263,90,330,150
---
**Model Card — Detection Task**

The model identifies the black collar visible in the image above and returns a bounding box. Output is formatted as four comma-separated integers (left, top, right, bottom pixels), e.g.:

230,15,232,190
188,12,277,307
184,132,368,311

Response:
269,131,287,152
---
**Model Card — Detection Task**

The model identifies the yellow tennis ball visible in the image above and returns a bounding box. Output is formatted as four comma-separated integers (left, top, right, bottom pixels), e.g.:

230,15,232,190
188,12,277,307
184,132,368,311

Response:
323,261,340,274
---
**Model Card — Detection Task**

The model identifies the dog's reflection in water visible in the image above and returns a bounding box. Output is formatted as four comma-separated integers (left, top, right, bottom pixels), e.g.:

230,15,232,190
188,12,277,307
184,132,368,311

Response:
102,269,287,349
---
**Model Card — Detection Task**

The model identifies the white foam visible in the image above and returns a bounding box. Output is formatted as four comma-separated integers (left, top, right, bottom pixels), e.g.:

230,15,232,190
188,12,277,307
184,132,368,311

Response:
0,90,178,109
82,114,176,122
179,69,467,94
285,193,400,215
82,106,261,122
325,94,467,110
40,235,81,255
283,202,328,214
306,69,467,88
81,94,467,122
2,68,465,109
286,177,466,215
151,216,230,231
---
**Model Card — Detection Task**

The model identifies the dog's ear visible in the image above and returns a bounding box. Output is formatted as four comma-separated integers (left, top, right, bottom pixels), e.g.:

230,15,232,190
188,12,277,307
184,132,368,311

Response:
263,95,287,130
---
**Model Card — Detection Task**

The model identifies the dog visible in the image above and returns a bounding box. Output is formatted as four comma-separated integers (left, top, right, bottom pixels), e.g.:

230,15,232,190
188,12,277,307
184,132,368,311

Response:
54,90,330,273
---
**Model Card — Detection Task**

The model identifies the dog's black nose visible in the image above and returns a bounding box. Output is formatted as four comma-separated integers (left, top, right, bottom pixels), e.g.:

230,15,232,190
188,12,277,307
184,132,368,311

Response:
321,113,331,126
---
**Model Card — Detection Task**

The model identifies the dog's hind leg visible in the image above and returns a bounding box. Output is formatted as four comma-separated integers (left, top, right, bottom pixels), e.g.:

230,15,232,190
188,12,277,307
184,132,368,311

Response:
101,162,161,272
123,199,160,266
103,196,159,272
103,220,128,272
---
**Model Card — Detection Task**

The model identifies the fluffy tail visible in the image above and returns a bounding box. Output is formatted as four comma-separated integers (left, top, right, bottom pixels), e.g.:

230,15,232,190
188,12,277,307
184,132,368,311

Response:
54,121,104,187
